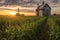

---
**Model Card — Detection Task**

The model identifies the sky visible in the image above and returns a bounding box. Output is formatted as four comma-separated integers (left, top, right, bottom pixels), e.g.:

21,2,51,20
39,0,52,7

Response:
0,0,60,4
0,0,60,15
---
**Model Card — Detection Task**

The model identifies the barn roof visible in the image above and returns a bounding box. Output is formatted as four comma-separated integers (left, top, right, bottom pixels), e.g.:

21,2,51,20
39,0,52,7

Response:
44,4,51,9
36,1,51,12
38,3,51,10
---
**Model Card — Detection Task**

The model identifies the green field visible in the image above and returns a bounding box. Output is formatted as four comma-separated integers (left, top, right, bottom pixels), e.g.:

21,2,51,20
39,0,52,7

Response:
0,15,60,40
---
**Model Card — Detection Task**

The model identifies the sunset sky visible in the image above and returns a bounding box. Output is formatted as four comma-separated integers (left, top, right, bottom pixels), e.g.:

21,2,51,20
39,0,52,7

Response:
0,0,60,16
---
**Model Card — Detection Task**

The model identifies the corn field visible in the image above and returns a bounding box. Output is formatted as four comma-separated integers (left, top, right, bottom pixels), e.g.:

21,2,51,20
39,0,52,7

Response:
0,15,60,40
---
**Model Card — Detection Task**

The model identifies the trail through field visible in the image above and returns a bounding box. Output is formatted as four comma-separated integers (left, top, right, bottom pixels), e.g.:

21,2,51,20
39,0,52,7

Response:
34,17,49,40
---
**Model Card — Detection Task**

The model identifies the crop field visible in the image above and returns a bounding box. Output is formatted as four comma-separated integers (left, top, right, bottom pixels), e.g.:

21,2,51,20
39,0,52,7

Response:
0,15,60,40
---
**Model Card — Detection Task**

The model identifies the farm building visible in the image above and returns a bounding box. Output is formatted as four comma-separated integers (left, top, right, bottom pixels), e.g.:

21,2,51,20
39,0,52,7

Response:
36,1,51,16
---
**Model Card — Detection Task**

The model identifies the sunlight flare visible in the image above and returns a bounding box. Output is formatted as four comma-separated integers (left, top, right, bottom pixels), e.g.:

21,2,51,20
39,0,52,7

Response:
10,11,16,15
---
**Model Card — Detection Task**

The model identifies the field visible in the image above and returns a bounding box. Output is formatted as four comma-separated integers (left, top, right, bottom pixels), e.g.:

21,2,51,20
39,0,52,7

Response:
0,15,60,40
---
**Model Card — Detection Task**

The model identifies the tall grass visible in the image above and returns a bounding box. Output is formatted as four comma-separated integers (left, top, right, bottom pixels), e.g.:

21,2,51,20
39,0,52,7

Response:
0,15,60,40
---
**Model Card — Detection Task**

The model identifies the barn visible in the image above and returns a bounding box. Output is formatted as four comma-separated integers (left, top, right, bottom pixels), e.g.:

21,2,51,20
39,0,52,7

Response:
36,1,51,16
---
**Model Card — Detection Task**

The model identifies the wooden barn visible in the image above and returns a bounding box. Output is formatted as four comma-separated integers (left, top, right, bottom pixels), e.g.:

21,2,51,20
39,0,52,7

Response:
36,1,51,16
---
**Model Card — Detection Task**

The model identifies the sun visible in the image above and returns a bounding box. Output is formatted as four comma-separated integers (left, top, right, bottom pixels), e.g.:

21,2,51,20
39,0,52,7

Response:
10,11,16,15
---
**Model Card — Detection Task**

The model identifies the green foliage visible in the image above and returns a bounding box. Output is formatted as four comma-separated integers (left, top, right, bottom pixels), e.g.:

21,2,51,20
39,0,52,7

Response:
0,15,60,40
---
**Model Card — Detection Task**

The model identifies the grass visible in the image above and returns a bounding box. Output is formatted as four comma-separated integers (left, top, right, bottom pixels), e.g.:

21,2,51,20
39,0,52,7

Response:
0,15,60,40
